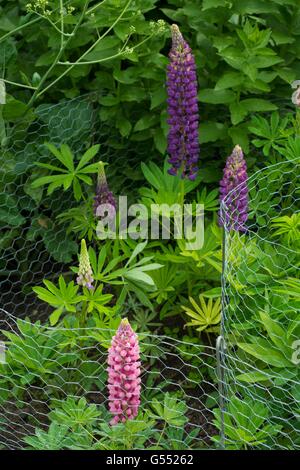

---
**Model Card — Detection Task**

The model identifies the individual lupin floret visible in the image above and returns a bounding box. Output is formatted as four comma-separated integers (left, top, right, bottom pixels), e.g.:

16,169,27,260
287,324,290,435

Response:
76,239,94,290
107,318,141,426
219,145,248,232
166,24,199,180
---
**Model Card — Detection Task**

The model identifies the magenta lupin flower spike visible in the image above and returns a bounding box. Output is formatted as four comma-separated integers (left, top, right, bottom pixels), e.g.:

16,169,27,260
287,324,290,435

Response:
93,162,116,217
166,24,199,180
107,318,141,426
219,145,248,232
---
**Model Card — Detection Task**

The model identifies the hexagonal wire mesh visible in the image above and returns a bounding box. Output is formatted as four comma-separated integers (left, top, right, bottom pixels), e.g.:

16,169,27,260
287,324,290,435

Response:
0,93,220,450
0,94,299,449
219,159,300,449
0,93,154,318
0,312,219,450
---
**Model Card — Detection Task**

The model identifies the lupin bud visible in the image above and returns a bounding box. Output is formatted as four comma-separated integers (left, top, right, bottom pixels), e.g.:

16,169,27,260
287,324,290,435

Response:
219,145,248,232
76,239,94,290
93,162,116,217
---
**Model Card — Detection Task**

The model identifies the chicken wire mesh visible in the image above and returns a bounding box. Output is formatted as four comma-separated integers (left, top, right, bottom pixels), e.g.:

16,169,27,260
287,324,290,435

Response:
0,93,154,318
0,311,219,450
0,94,299,450
219,159,300,450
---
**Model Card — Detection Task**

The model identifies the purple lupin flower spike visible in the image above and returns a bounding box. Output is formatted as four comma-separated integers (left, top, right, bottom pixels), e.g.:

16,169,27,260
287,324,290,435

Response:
93,162,116,217
219,145,248,232
107,318,141,426
166,24,199,180
76,239,94,290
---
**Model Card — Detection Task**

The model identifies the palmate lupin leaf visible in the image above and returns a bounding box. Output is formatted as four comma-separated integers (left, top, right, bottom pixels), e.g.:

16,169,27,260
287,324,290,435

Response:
32,275,82,326
212,396,282,449
271,213,300,247
182,295,221,332
32,143,100,201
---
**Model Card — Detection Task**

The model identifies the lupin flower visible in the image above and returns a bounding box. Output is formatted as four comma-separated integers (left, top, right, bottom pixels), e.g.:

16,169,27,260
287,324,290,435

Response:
166,24,199,180
107,318,141,426
219,145,248,232
76,239,94,290
93,162,116,217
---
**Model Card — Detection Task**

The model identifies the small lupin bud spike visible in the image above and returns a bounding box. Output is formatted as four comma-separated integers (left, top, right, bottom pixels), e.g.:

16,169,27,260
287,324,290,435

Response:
76,239,94,290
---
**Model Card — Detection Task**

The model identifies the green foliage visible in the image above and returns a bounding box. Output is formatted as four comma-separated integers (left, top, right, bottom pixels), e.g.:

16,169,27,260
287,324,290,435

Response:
237,311,297,371
213,396,282,449
23,422,77,450
33,276,82,325
162,0,300,152
150,392,188,427
32,143,100,201
0,318,78,386
182,295,221,333
0,0,299,452
271,213,300,247
98,411,156,450
249,113,293,157
49,397,102,431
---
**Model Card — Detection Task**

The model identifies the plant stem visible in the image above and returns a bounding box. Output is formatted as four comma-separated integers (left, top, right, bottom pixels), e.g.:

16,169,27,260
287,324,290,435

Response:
1,79,37,90
180,178,185,208
34,0,132,100
26,0,90,108
81,300,88,327
156,421,167,448
57,33,153,66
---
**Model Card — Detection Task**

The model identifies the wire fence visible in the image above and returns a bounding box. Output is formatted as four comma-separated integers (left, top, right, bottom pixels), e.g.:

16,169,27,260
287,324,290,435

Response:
0,94,154,318
220,159,300,450
0,311,219,450
0,94,299,449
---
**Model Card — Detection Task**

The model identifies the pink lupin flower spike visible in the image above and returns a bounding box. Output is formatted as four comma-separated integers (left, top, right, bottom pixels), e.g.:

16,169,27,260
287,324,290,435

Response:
107,318,141,425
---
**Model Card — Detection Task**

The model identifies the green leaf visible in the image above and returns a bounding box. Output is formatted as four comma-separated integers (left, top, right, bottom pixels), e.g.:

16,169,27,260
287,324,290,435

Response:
154,128,167,154
202,0,227,10
236,371,274,383
215,72,244,90
199,122,227,143
134,114,158,132
150,393,187,426
99,95,120,106
49,308,64,326
124,269,155,286
237,341,291,368
198,89,236,104
116,114,132,137
228,125,249,152
258,311,289,352
150,88,167,109
59,144,74,171
229,102,248,125
2,95,28,121
0,194,25,227
76,145,100,170
241,98,277,112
